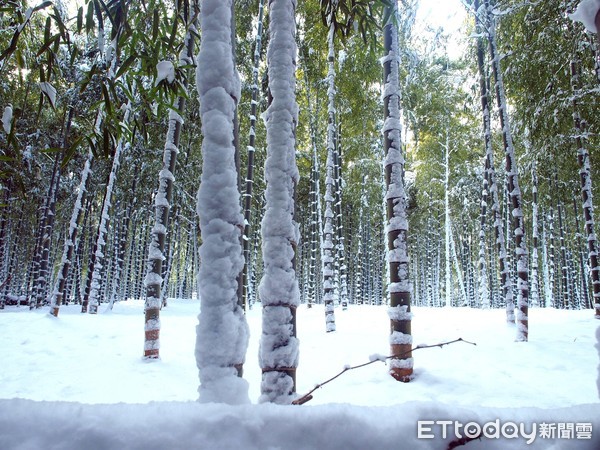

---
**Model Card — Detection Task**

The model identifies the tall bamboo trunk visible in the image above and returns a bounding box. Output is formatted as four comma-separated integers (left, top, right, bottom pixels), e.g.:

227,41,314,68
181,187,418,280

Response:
569,56,600,318
485,0,528,338
50,151,94,316
301,49,323,308
87,135,127,314
195,0,250,403
257,0,300,404
241,0,265,310
530,165,540,307
557,196,569,309
474,0,508,310
144,4,197,358
333,127,348,309
33,154,63,309
383,3,413,382
444,135,452,307
574,199,592,309
29,154,60,309
321,20,338,332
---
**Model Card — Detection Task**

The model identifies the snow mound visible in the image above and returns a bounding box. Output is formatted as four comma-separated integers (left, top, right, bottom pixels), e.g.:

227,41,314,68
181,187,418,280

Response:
156,60,175,85
569,0,600,32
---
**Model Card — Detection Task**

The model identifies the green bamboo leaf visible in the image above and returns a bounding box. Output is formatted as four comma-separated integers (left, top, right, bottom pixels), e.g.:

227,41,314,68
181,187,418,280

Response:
36,34,60,57
86,0,95,32
32,1,52,13
44,16,51,42
103,127,110,158
115,53,137,80
102,84,113,115
52,6,67,39
77,6,83,32
97,0,116,29
167,15,178,50
86,136,99,159
152,9,159,42
61,136,85,169
70,45,79,66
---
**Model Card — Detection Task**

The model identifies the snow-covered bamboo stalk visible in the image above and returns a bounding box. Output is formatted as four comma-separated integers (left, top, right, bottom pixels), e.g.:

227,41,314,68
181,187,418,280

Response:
301,54,323,307
160,211,178,304
474,0,515,323
333,133,348,310
444,135,452,307
112,176,137,305
49,151,94,317
308,148,318,308
0,193,8,284
383,3,413,382
548,208,556,306
473,0,490,308
107,204,122,309
568,55,600,318
450,228,468,306
478,176,491,308
258,0,300,404
574,199,592,309
356,178,367,305
485,0,528,339
30,152,62,309
473,0,512,316
0,209,22,308
322,18,338,332
530,164,540,307
87,100,132,314
144,2,198,359
195,0,249,404
557,197,569,309
241,0,265,310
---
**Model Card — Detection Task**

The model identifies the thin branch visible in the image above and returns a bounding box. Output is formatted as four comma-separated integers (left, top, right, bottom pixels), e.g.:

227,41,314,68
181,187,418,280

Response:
292,338,476,405
448,432,482,449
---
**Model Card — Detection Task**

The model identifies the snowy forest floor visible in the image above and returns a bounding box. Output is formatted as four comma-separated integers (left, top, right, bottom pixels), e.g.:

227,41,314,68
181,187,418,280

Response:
0,300,599,449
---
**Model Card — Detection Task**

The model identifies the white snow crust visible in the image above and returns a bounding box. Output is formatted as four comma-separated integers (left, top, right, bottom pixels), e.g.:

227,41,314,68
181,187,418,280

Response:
570,0,600,32
156,60,176,85
2,105,12,134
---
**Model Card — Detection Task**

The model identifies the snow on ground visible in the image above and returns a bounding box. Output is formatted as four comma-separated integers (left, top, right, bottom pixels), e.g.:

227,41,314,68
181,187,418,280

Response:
1,300,599,449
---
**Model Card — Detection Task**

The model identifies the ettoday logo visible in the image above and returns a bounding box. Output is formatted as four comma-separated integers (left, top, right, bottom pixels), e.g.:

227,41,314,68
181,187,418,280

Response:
417,420,593,445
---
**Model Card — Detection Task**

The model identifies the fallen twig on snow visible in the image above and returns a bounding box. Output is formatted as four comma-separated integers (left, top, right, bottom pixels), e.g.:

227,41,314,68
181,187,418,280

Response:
447,432,482,449
292,338,476,405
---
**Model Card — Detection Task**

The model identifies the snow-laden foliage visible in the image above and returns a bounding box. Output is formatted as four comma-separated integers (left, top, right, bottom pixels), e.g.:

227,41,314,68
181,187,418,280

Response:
155,60,175,85
39,82,57,109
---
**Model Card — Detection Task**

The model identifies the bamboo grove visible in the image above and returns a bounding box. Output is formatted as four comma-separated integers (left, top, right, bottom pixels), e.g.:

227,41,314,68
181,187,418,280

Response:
1,0,600,397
